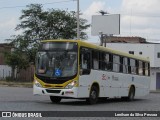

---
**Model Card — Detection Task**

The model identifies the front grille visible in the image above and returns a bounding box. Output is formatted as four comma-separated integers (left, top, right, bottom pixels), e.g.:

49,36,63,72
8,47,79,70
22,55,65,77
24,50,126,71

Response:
44,80,68,84
35,74,76,84
46,89,61,93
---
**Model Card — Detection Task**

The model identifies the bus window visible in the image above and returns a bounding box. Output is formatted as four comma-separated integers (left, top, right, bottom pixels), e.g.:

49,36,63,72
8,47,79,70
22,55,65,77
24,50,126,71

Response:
80,48,91,70
123,57,128,73
92,51,99,70
142,62,145,76
100,53,112,71
104,53,110,70
128,58,131,74
99,52,105,70
136,60,139,75
148,63,150,76
139,61,143,75
130,59,136,74
120,57,123,73
145,62,149,76
109,54,113,71
113,55,120,72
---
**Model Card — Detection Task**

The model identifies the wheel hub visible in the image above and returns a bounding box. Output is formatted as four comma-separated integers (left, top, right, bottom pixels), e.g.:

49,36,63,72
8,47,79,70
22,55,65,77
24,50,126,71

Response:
91,91,96,99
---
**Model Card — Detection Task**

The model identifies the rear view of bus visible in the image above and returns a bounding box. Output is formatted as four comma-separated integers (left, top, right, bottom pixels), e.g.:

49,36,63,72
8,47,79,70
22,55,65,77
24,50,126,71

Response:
33,40,79,103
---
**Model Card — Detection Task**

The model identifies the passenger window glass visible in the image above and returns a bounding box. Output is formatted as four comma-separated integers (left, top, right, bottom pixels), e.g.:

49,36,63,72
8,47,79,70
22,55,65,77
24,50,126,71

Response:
92,51,99,70
113,55,120,72
123,57,128,73
139,61,143,75
81,48,90,69
145,62,149,76
130,59,136,74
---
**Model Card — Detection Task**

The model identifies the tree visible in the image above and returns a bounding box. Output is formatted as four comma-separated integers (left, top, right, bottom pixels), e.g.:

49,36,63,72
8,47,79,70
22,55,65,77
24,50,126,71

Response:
11,4,90,63
5,4,90,79
16,4,90,40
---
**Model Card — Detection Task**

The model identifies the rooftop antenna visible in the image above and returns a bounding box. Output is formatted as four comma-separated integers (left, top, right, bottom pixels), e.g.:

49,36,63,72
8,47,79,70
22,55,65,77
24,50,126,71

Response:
99,10,109,16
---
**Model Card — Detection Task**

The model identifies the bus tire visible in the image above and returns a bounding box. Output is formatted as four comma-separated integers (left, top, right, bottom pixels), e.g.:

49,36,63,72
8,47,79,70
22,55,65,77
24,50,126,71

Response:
50,96,61,103
127,86,135,101
86,86,99,105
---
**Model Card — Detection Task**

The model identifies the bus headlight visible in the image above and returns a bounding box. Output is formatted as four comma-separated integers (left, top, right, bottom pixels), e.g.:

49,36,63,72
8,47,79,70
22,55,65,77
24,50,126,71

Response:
34,80,42,88
65,81,77,89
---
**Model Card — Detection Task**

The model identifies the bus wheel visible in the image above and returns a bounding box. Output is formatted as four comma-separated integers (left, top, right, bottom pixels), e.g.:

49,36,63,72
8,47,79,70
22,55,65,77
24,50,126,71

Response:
128,86,135,101
86,86,99,104
50,96,61,103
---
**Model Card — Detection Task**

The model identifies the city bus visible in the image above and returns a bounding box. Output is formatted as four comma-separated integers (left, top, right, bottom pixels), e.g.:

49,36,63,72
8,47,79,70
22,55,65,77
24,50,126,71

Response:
33,40,150,104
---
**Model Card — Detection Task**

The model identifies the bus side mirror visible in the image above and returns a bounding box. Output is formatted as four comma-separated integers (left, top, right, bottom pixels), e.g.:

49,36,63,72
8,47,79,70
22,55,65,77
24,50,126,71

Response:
80,69,91,75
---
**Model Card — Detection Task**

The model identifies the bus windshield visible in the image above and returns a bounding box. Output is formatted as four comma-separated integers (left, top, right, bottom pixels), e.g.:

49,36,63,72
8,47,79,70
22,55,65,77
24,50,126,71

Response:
35,42,78,78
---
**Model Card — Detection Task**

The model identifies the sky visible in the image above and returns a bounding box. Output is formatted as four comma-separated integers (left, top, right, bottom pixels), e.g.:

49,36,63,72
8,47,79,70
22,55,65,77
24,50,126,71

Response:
0,0,160,43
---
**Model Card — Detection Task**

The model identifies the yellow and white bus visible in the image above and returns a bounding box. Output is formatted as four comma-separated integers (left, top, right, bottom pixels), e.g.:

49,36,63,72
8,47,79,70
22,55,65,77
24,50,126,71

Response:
33,40,150,104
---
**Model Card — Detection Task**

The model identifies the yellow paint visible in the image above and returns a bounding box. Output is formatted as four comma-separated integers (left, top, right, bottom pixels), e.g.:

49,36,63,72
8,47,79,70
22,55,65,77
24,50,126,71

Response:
41,39,149,62
34,75,79,88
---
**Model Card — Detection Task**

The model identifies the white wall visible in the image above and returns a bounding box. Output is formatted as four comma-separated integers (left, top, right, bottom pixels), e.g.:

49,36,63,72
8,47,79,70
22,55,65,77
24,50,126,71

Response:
154,44,160,67
150,69,156,90
106,43,156,67
150,69,160,90
0,65,11,79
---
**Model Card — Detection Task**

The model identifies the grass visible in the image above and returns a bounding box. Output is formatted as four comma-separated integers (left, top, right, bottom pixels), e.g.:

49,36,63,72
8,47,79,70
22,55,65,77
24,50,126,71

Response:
0,80,33,88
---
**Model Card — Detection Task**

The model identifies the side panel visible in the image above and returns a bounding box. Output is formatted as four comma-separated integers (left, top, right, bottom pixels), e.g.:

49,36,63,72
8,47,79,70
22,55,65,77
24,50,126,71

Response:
78,70,111,98
78,70,150,98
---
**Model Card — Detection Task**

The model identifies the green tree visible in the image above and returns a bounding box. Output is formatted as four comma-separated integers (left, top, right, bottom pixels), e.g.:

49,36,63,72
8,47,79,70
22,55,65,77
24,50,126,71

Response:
6,4,90,79
15,4,89,41
11,4,90,62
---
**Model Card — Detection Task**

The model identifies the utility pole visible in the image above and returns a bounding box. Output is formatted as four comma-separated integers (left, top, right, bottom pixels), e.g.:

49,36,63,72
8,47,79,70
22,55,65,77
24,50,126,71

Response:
99,10,109,46
77,0,80,40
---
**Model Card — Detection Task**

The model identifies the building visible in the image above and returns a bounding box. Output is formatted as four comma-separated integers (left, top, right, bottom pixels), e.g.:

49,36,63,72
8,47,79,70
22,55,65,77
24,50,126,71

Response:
106,40,160,91
106,36,146,43
0,43,12,79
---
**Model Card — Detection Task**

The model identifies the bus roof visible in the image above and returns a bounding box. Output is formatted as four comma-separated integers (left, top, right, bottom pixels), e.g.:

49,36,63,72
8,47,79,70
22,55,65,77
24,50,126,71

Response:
41,39,149,62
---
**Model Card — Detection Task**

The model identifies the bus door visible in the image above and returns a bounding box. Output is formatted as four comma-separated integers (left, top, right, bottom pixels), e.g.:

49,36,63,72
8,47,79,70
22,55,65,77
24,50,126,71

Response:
78,47,91,97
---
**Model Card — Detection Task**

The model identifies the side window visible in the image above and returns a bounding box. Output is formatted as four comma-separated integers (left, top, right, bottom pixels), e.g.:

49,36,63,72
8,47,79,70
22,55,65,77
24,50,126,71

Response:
148,63,150,76
145,62,149,76
113,55,120,72
142,62,145,76
157,52,160,58
109,54,113,71
139,61,143,75
130,59,136,74
123,57,128,73
136,60,139,75
97,52,113,71
128,58,131,74
120,57,123,73
80,48,90,69
92,51,99,70
99,52,105,70
105,53,112,71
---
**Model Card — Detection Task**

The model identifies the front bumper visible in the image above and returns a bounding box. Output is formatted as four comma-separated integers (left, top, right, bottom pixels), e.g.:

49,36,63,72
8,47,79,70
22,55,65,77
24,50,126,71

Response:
33,84,78,98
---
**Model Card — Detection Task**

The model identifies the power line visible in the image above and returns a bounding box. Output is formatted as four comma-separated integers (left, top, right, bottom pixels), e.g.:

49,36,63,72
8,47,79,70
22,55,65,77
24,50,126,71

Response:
0,0,75,10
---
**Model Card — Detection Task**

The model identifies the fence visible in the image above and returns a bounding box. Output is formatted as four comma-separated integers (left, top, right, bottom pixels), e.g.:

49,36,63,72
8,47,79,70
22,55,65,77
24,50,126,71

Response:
17,65,34,82
0,65,11,80
0,65,34,82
